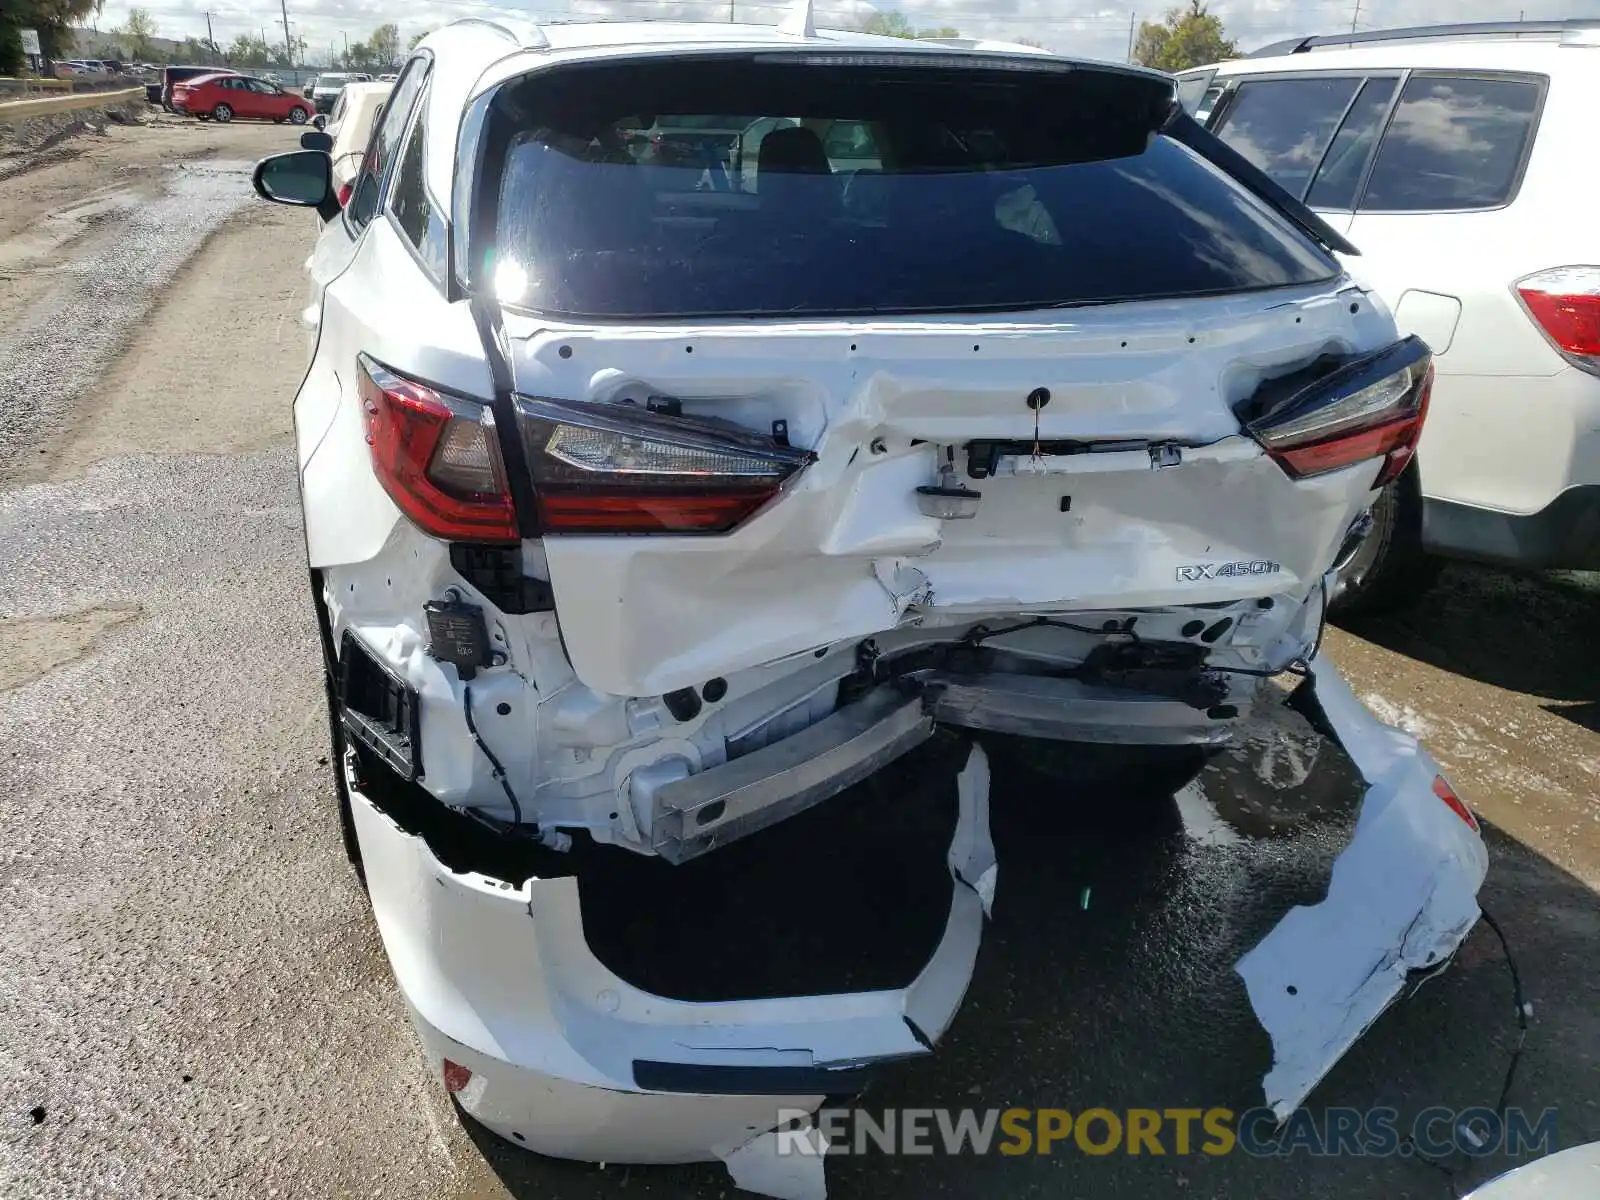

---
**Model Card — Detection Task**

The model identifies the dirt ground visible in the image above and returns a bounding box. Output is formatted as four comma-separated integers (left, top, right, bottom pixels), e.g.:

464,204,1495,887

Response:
1,116,1597,1200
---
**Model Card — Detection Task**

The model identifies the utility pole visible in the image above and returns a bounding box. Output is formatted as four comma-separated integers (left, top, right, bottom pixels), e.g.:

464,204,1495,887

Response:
278,0,294,67
1126,12,1137,63
204,11,215,63
341,30,349,66
728,0,734,21
1350,0,1361,34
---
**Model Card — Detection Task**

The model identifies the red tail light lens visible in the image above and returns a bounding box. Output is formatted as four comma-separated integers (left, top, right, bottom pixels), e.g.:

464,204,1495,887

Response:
356,356,518,543
515,397,813,534
1432,775,1479,833
1248,336,1433,489
1516,266,1600,369
336,181,353,208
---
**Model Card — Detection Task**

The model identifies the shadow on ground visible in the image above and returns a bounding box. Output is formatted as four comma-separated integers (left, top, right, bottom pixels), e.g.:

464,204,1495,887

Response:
1337,564,1600,725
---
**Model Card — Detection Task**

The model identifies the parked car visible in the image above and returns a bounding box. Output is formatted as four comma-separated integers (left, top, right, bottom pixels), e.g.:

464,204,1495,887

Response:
323,80,393,206
308,71,372,114
377,72,399,82
173,72,313,124
249,16,1487,1195
1180,19,1600,613
161,64,222,110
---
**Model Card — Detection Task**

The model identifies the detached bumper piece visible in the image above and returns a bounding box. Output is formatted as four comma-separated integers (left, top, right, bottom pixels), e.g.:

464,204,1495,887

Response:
1236,655,1487,1119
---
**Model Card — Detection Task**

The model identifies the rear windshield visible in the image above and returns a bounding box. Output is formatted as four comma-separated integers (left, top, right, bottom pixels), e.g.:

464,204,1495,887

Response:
315,74,350,88
486,58,1337,319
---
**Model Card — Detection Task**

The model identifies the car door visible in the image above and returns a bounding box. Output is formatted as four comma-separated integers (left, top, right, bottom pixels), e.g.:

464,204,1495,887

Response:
252,79,284,118
234,79,264,118
1206,71,1403,237
221,77,252,116
295,54,434,470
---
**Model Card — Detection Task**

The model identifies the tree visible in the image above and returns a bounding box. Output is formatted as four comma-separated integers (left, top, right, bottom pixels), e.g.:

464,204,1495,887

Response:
1,0,105,74
227,31,272,67
407,31,430,52
1133,0,1236,72
368,22,399,66
117,6,155,59
857,11,961,39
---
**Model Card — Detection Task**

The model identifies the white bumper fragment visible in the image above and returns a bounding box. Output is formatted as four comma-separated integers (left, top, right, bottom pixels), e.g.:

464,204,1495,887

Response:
350,745,996,1199
1236,654,1488,1120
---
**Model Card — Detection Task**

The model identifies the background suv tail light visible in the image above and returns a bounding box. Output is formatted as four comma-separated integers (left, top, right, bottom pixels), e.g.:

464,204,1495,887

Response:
1516,266,1600,373
515,396,813,534
356,356,518,543
1247,336,1433,488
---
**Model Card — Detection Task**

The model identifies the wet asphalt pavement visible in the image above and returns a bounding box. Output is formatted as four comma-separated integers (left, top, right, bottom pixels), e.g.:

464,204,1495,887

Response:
1,122,1598,1200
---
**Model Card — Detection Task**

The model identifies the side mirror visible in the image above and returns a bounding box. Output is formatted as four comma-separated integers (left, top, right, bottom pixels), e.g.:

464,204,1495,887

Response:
300,130,333,152
253,150,338,220
312,113,327,130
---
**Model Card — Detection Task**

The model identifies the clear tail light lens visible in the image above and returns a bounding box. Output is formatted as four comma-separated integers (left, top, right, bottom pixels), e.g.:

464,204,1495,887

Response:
515,397,813,534
1248,336,1433,488
1516,266,1600,372
356,355,518,543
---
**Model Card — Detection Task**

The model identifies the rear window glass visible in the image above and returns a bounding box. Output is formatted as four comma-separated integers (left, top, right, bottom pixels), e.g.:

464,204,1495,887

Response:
1358,74,1542,212
487,59,1336,319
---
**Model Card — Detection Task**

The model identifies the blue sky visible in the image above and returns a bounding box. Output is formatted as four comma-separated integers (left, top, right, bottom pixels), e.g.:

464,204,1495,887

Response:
90,0,1600,67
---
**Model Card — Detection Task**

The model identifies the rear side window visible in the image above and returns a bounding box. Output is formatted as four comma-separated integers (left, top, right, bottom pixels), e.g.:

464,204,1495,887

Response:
1358,74,1542,212
1211,76,1362,199
486,59,1335,319
389,96,448,280
1305,77,1398,209
348,57,429,230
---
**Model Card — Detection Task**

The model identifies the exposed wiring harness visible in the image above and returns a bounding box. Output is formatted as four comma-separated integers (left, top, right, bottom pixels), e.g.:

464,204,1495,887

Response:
463,683,524,828
956,575,1330,682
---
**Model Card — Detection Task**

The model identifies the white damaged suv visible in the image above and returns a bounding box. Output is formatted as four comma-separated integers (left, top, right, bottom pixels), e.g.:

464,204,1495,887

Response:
251,13,1488,1196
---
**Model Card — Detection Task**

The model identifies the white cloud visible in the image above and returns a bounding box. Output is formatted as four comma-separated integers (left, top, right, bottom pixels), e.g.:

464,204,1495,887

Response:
91,0,1600,69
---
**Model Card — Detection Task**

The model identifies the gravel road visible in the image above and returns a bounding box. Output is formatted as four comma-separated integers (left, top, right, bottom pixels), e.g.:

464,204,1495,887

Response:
1,118,1596,1200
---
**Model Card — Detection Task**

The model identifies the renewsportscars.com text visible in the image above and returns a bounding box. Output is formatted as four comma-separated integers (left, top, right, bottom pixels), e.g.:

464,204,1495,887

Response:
775,1106,1558,1159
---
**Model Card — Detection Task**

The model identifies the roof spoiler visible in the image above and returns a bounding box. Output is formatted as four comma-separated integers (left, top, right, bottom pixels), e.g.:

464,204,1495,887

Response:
1162,107,1360,258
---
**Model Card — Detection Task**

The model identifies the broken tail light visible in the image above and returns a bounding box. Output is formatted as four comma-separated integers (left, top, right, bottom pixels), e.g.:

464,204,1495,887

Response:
356,355,518,543
515,396,813,534
1248,336,1433,488
1515,266,1600,373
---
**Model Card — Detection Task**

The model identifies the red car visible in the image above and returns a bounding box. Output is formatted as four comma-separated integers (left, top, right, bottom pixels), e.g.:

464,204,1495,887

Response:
172,73,313,125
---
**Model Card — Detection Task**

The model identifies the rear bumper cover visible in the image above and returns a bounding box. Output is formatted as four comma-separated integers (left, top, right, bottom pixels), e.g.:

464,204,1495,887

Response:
352,745,996,1190
351,655,1485,1197
1422,484,1600,571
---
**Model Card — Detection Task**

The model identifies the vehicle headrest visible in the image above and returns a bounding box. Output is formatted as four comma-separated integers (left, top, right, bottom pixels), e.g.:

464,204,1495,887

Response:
758,126,831,176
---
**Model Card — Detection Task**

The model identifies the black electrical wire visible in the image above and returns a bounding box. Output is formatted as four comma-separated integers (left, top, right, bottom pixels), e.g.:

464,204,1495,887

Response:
1396,902,1530,1198
463,683,525,828
1479,904,1530,1117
